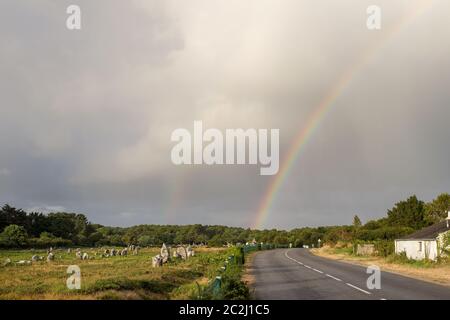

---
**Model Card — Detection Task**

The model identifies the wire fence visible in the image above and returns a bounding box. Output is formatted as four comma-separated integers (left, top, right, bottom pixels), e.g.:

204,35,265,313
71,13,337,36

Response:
198,243,289,299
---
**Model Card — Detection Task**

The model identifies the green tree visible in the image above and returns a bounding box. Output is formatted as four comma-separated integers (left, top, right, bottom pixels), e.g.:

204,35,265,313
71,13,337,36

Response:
0,205,28,232
1,224,28,247
353,215,362,228
137,235,153,246
387,195,426,230
425,193,450,224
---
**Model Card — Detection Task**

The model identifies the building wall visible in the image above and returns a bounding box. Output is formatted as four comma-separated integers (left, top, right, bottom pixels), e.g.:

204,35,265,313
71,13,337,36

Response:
395,240,438,260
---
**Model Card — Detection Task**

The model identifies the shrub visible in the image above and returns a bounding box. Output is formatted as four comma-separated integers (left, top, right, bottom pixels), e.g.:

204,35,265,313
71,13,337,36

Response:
374,240,394,257
0,225,28,247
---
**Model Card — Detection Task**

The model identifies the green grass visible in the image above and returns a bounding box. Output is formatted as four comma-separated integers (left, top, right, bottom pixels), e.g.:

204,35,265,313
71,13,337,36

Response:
0,247,234,300
332,247,354,255
386,252,449,268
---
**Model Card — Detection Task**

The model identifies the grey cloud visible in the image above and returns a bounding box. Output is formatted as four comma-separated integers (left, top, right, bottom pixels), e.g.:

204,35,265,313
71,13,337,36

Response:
0,0,449,229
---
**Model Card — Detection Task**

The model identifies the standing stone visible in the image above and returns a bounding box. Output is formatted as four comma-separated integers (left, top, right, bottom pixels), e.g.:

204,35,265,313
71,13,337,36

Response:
176,246,188,260
47,253,55,262
31,255,39,262
76,251,82,259
152,255,163,268
67,248,71,253
121,248,128,256
82,253,89,260
160,243,171,263
186,245,195,258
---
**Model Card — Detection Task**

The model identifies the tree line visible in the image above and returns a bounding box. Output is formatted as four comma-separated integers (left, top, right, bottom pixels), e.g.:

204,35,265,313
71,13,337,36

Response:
0,193,448,249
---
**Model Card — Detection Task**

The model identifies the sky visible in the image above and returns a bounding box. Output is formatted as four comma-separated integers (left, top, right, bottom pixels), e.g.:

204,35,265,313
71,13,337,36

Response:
0,0,449,229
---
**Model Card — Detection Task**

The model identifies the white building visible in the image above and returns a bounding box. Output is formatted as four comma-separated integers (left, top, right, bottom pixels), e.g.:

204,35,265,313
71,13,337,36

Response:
394,212,450,261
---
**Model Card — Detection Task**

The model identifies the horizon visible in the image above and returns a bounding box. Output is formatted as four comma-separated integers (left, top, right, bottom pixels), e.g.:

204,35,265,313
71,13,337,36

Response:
1,192,442,231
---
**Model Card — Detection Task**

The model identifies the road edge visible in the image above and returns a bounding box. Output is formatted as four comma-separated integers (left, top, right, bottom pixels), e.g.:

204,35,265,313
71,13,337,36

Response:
309,248,450,288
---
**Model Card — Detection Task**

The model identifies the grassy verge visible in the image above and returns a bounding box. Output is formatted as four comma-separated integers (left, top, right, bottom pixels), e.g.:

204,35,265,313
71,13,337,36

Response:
194,247,250,300
241,251,257,299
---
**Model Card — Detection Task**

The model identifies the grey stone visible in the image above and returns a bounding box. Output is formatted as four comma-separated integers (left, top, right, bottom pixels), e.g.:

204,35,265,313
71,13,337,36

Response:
176,246,188,260
152,255,163,268
47,253,55,262
161,243,171,263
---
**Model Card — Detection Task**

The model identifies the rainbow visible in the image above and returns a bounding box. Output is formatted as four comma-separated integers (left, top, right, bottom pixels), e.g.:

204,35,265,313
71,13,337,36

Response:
252,1,434,230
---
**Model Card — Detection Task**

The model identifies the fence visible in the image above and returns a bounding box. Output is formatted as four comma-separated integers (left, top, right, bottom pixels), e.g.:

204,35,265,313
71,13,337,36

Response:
199,243,288,299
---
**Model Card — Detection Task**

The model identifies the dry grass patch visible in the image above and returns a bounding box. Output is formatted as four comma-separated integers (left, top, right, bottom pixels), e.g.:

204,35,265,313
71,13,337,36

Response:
0,247,229,300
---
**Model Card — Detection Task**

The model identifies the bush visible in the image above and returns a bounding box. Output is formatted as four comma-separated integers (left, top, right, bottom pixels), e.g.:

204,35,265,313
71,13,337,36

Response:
28,237,72,249
387,252,437,267
221,276,250,300
355,226,414,241
0,225,28,247
230,247,245,265
374,240,394,257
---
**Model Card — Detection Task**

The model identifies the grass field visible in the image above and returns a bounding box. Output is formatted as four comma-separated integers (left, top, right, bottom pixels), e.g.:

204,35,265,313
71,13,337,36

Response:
0,247,231,300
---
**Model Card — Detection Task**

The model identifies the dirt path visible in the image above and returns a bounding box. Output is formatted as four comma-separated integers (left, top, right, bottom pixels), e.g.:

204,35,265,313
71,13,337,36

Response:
242,252,257,299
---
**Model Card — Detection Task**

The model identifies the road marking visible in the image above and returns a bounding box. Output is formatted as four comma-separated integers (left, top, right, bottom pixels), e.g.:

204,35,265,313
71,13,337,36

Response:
346,283,372,295
285,249,378,298
380,298,387,300
325,274,342,282
312,268,323,274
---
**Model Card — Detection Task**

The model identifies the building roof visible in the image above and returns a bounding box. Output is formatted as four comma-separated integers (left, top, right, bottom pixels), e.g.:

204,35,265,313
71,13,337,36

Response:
397,220,450,240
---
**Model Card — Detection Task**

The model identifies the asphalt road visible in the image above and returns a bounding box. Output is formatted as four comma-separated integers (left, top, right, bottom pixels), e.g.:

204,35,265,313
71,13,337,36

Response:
251,248,450,300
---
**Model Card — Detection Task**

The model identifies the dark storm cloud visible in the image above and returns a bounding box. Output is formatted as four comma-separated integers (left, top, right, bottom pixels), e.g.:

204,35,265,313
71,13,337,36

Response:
0,0,449,229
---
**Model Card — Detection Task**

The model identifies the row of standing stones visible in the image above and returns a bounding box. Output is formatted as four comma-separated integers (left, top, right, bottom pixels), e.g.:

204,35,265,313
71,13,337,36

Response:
152,244,195,267
1,244,195,267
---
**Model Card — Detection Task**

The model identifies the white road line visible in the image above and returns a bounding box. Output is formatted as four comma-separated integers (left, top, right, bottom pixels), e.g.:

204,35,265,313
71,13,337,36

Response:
312,268,323,274
346,283,372,295
325,274,342,282
285,249,377,298
380,298,387,300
